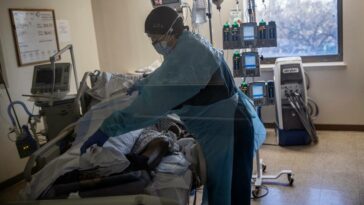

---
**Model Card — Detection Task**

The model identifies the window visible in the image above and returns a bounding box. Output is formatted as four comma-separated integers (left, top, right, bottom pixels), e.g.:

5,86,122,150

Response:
255,0,343,63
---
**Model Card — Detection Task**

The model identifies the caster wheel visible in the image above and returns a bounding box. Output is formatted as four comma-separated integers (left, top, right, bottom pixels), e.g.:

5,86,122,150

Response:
252,188,260,198
262,164,267,173
287,174,294,186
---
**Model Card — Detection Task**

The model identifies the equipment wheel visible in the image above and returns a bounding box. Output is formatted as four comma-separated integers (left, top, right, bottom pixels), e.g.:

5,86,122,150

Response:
287,173,294,186
262,164,267,173
252,187,260,198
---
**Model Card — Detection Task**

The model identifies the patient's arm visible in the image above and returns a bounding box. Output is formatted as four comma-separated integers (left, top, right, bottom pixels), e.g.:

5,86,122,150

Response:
126,138,169,171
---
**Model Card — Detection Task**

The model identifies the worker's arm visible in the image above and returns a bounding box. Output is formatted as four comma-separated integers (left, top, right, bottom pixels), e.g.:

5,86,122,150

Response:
81,38,220,153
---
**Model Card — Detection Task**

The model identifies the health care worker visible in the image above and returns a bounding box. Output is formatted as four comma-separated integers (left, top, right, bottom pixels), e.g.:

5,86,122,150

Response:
81,6,266,205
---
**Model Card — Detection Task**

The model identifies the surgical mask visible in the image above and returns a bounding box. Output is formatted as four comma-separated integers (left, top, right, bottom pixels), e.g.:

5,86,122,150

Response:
153,40,173,56
151,16,181,56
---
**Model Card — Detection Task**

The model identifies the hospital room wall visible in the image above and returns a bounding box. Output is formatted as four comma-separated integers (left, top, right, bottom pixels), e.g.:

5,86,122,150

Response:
0,0,100,183
91,0,238,72
92,0,364,126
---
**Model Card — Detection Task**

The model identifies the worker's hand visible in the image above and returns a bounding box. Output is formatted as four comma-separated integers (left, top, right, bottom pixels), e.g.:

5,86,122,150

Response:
127,85,138,95
127,80,141,96
80,130,109,154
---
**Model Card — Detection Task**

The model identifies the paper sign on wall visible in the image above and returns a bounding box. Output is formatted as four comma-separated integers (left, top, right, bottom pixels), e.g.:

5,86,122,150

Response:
57,20,71,43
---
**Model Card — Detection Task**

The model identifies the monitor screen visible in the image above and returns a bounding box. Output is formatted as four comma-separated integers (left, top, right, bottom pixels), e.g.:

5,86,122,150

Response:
252,84,264,99
152,0,180,6
243,25,255,40
36,68,63,85
245,55,256,69
32,63,70,94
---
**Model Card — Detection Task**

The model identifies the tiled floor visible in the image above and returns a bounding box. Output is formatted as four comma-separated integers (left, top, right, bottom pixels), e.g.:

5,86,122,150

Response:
249,130,364,205
190,130,364,205
1,130,364,205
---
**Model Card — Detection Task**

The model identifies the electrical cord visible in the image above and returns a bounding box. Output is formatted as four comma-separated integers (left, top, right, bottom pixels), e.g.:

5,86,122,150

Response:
286,92,318,143
287,96,315,141
305,72,310,90
288,93,313,133
251,185,269,199
308,98,319,119
307,102,314,117
296,93,317,130
286,93,311,135
301,72,319,120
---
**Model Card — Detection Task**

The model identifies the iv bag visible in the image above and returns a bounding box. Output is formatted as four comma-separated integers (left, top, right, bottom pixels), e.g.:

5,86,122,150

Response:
230,8,242,23
192,0,207,25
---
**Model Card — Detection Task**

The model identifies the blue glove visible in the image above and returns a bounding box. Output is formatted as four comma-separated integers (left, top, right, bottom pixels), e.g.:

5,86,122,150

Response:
127,80,141,96
80,129,109,154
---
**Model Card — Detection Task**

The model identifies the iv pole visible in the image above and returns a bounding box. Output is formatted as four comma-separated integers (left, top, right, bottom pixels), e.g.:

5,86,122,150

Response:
207,0,213,45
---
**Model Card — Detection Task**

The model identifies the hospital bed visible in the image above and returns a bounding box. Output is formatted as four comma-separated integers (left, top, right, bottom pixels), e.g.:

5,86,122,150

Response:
20,71,206,205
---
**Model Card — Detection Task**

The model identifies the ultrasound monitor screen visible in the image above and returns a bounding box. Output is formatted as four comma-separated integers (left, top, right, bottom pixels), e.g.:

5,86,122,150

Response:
36,68,62,85
253,84,264,99
243,25,255,40
245,55,256,69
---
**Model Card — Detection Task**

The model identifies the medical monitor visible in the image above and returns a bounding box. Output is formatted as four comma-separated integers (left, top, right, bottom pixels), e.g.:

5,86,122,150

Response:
31,63,71,95
248,82,266,106
241,52,260,77
151,0,181,8
243,25,255,41
244,54,257,69
252,84,264,99
241,22,257,48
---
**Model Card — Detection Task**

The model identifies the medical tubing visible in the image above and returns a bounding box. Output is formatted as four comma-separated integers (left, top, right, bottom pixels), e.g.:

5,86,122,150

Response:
251,185,269,199
300,96,318,141
294,93,310,120
287,97,313,138
287,92,318,143
288,97,315,141
290,92,314,132
3,84,21,131
305,72,310,90
311,102,318,118
286,93,314,140
307,102,314,117
308,98,319,118
295,92,317,133
7,101,33,127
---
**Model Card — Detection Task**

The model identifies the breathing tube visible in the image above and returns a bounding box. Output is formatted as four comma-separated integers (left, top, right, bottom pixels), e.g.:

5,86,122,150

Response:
7,101,34,129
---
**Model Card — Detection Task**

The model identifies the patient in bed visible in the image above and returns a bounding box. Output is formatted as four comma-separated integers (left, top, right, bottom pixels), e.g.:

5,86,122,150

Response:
22,116,194,205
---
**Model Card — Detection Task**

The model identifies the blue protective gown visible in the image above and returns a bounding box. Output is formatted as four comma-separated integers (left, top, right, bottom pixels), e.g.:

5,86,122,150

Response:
98,31,266,205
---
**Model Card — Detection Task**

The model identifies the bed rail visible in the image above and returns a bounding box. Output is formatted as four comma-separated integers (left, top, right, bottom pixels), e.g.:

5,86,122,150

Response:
24,122,77,182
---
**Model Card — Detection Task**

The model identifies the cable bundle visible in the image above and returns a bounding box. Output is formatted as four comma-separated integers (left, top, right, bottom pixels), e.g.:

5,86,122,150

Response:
285,91,319,144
